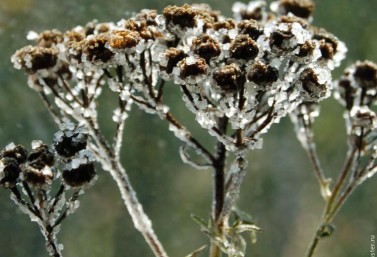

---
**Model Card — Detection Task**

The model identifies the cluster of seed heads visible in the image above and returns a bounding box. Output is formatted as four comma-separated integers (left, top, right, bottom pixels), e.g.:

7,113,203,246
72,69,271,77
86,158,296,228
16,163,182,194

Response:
6,0,377,256
11,0,346,153
0,123,96,256
0,123,95,189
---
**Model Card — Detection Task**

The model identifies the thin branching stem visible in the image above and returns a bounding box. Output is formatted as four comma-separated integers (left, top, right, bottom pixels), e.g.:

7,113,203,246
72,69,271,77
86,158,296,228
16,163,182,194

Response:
156,79,165,103
86,117,169,257
306,234,320,257
113,97,127,158
325,148,357,217
58,75,84,107
49,185,65,214
38,91,64,125
306,147,358,257
165,112,215,164
301,116,329,199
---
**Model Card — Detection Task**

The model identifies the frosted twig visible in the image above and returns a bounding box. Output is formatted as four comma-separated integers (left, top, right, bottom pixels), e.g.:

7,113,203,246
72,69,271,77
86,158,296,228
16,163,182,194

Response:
301,115,331,200
179,145,212,169
85,117,169,257
38,91,64,125
113,98,127,158
221,153,248,224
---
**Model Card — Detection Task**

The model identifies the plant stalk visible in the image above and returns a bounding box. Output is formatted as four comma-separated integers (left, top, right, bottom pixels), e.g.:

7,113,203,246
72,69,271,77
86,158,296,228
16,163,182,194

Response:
87,118,168,257
209,117,228,257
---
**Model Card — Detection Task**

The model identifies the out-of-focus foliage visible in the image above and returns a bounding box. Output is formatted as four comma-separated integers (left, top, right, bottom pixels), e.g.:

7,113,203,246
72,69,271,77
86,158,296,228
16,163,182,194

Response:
0,0,376,257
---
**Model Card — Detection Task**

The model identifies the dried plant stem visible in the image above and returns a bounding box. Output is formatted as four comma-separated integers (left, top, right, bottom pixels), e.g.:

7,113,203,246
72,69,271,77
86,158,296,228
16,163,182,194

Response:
86,118,168,257
302,118,329,198
209,243,222,257
325,148,357,217
37,83,168,257
306,235,320,257
44,224,62,257
306,148,358,257
209,117,228,257
11,187,63,257
113,97,127,158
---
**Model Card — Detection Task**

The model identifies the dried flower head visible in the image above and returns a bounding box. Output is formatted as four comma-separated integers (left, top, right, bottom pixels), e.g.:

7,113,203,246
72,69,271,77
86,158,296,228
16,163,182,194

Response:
160,48,187,75
23,165,54,187
230,34,259,60
247,62,279,87
134,9,158,26
237,19,263,40
163,4,199,29
178,56,208,79
297,40,316,58
353,61,377,89
109,30,141,50
269,29,295,51
350,106,377,130
53,123,88,158
192,34,221,63
335,61,377,109
82,34,114,63
213,63,245,93
27,142,55,170
0,144,28,164
213,19,237,31
62,150,96,187
12,46,58,73
297,67,331,101
0,157,21,188
313,29,339,60
35,29,64,48
276,0,315,19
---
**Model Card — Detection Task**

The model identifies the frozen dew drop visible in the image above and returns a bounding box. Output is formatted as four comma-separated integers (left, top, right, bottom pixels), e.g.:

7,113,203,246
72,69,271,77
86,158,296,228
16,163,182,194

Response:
5,142,16,151
26,31,39,41
31,140,44,149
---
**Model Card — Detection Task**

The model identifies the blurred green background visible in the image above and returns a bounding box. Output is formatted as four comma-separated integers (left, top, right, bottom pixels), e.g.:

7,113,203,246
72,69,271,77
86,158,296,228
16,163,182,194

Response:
0,0,376,256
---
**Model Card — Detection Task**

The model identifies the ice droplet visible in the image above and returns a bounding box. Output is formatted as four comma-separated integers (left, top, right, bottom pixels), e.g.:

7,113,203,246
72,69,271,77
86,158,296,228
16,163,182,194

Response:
5,142,16,151
26,31,39,41
31,140,44,149
67,199,80,214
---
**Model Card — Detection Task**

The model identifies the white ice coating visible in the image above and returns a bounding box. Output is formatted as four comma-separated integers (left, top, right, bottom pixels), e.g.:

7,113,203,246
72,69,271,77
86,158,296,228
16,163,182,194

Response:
67,199,80,215
0,161,5,180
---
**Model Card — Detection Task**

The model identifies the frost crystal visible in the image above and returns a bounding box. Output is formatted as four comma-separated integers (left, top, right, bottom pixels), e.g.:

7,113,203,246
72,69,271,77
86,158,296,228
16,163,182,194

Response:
31,140,44,149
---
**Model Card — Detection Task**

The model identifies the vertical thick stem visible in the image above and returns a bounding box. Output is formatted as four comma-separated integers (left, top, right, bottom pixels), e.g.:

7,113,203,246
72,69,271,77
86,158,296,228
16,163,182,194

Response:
111,159,168,257
45,224,62,257
213,117,228,222
210,117,228,257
